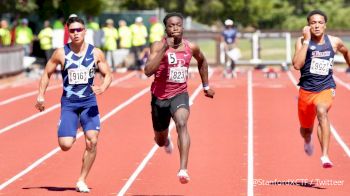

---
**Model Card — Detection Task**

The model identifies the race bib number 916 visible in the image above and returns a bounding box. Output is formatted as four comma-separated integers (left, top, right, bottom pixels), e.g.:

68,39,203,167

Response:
310,58,330,75
68,68,89,84
169,66,188,83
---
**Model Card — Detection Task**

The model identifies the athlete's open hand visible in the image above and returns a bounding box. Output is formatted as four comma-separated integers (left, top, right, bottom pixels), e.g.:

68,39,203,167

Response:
35,99,45,112
204,88,215,98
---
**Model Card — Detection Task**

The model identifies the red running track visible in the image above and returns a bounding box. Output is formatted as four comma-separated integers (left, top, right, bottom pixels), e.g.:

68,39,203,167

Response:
0,67,349,195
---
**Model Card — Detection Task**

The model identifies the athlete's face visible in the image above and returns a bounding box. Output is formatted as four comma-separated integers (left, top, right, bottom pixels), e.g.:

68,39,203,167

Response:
68,22,86,44
308,14,326,37
165,16,184,38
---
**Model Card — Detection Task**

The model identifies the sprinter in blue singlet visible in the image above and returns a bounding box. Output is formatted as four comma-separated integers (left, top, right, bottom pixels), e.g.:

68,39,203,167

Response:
292,9,350,169
35,16,112,193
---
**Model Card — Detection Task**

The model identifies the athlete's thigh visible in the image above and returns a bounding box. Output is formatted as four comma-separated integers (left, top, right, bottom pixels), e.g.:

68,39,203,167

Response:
298,89,316,128
80,105,101,132
314,88,334,112
151,96,171,132
170,92,190,115
58,107,79,137
170,93,190,122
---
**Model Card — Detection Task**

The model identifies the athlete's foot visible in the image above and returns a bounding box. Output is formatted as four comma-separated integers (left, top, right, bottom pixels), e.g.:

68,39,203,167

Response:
177,169,190,184
76,181,90,193
320,156,333,168
304,137,313,156
164,137,173,154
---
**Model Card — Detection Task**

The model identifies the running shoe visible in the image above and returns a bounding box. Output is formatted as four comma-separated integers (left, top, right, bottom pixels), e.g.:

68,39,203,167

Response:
76,181,90,193
320,156,333,168
164,137,173,154
304,138,313,156
177,169,190,184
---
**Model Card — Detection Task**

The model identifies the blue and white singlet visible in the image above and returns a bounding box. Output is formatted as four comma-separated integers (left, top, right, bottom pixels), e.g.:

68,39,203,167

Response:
61,43,96,100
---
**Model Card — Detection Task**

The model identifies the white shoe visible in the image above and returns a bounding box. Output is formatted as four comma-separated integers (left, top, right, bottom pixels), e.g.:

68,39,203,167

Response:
304,138,313,156
76,181,90,193
320,156,333,168
164,137,173,154
177,169,190,184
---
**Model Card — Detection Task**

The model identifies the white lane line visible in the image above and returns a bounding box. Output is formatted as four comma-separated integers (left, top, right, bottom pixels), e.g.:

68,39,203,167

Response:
0,72,137,135
333,75,350,90
0,87,149,190
117,71,214,196
247,70,254,196
0,85,61,106
0,72,136,106
0,104,61,135
287,71,350,157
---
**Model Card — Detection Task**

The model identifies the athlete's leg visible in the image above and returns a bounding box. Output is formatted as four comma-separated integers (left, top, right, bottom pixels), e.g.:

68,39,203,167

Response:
78,130,99,183
173,108,190,170
57,106,79,151
300,127,313,143
154,129,169,146
316,104,331,157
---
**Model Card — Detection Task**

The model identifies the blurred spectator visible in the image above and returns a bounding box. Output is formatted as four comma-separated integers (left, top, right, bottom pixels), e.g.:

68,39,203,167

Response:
221,19,240,78
129,16,148,70
87,16,100,30
38,20,53,64
149,16,164,44
102,18,119,72
0,19,11,47
117,19,132,68
53,17,64,29
15,18,33,56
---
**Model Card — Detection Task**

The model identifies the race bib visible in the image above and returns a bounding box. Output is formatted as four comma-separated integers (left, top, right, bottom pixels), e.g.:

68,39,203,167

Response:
310,58,330,75
68,68,89,84
169,66,188,83
168,52,177,64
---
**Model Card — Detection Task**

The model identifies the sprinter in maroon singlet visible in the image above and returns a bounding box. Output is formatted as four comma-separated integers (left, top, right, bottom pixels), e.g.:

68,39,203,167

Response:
144,12,215,184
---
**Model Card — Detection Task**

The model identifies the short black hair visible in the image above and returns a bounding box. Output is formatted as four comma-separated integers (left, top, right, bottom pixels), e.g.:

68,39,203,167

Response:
66,16,85,27
307,9,327,23
163,12,184,26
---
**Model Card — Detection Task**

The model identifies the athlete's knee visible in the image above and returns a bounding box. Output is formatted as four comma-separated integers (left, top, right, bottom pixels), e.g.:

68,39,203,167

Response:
58,137,75,151
86,137,98,152
316,108,328,121
59,142,74,151
175,119,187,130
154,136,167,147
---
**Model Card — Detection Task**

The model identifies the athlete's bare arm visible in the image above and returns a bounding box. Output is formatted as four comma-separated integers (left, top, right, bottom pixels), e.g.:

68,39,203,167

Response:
144,41,169,77
93,48,112,95
35,48,64,111
189,42,215,98
331,36,350,66
292,26,311,70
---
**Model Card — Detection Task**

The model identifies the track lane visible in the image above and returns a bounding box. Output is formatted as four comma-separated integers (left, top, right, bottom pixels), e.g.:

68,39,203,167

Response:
254,69,350,196
124,69,249,195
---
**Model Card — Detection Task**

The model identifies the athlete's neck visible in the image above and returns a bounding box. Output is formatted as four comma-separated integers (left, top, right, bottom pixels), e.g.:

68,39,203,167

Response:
70,42,86,55
312,34,325,44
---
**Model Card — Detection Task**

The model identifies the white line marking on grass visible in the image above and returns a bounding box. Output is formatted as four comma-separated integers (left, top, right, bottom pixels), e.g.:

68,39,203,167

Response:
0,87,149,190
287,71,350,157
117,70,214,196
247,70,254,196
